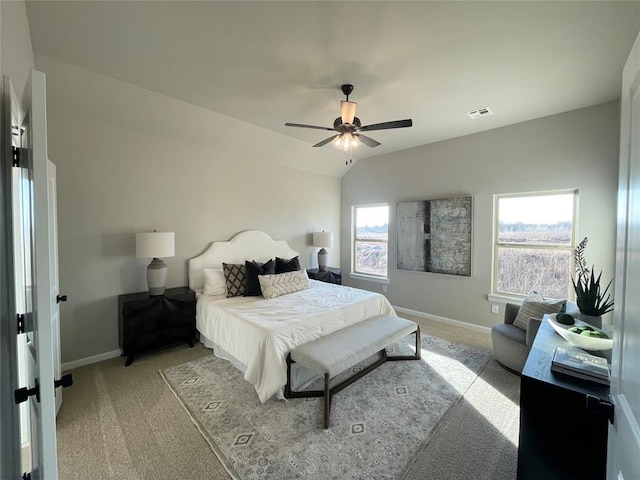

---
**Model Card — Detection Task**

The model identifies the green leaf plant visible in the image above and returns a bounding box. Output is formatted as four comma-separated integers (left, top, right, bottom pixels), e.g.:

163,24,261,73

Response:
572,237,614,316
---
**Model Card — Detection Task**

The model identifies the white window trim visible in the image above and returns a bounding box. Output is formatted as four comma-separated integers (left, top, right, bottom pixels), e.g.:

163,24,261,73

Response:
352,203,389,279
487,292,526,305
492,189,578,298
349,272,390,285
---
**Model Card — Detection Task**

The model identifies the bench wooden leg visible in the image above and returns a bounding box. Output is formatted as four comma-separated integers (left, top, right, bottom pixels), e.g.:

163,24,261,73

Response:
387,326,422,361
323,373,330,429
285,353,293,398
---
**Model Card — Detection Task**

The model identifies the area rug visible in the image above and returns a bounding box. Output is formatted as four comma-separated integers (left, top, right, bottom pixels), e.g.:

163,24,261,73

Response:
161,334,491,480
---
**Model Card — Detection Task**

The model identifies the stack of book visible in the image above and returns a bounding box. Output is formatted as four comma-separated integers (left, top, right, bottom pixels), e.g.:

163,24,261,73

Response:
551,347,611,386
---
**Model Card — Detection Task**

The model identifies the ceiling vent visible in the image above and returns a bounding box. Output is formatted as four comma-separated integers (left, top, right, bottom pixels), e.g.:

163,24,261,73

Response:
467,107,493,119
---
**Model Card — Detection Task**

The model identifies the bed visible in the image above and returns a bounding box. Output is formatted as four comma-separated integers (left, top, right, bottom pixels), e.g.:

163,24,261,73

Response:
188,230,396,403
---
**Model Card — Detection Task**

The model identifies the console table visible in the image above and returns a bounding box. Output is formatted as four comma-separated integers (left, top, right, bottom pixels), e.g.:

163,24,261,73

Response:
517,317,613,480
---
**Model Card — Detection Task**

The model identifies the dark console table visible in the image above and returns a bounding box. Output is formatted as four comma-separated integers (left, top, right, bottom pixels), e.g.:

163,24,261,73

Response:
517,317,613,480
118,287,196,366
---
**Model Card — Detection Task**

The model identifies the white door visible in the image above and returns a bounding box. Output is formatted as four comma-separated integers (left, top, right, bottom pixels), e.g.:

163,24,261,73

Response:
0,75,23,480
608,31,640,479
21,69,59,479
47,159,63,417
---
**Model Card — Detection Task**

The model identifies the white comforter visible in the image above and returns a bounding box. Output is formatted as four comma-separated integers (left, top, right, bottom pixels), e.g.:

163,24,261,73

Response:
196,280,396,403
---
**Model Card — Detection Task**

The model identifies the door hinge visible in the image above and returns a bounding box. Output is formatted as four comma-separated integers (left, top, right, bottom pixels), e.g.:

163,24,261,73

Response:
17,314,25,334
12,146,25,168
14,381,40,405
586,394,615,424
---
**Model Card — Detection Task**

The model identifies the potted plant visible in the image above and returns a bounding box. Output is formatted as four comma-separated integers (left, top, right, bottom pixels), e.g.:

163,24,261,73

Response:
572,237,614,328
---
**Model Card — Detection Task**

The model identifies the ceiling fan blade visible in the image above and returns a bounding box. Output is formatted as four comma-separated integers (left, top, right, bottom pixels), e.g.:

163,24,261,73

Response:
313,135,338,147
285,122,335,131
356,134,381,148
359,119,413,131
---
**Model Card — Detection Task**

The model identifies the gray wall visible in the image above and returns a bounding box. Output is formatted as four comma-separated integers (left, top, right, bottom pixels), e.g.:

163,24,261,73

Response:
36,56,342,364
1,0,33,102
342,102,620,328
1,0,621,361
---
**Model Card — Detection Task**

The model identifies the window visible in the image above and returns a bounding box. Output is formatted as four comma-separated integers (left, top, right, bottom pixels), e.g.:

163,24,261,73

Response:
493,190,577,298
353,204,389,278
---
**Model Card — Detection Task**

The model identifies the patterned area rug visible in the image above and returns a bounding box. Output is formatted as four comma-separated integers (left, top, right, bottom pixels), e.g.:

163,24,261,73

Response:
161,334,490,480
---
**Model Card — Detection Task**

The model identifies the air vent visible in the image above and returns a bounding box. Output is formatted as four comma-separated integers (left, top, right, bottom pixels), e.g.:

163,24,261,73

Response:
467,107,493,119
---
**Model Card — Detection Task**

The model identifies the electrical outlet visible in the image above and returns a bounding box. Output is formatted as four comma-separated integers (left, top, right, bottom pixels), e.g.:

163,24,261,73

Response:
491,304,499,314
382,285,388,293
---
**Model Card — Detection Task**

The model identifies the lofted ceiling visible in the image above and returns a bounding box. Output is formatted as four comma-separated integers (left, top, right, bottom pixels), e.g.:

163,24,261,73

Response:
25,1,640,176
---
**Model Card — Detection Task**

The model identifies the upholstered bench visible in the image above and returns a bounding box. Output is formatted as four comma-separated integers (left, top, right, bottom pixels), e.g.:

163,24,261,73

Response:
284,314,421,428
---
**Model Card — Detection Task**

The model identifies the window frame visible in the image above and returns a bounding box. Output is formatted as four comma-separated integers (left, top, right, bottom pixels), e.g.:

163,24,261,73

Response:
351,203,390,281
492,189,578,299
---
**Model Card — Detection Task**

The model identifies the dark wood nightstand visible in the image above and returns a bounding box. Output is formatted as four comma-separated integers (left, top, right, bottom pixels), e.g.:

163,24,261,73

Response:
306,267,342,285
118,287,196,366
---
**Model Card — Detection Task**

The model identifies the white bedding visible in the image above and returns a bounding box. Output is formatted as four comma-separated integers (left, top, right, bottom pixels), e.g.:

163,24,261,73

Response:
196,279,396,403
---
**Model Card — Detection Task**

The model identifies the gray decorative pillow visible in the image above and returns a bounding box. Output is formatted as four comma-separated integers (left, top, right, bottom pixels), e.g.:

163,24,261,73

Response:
258,270,310,299
223,263,246,297
514,297,565,331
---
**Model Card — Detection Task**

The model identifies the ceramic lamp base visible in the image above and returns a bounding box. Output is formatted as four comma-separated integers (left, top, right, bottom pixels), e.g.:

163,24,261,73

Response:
318,248,328,272
147,257,167,296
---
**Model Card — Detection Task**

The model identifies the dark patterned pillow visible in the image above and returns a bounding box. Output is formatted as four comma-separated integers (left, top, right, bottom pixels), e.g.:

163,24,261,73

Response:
244,259,275,296
223,263,246,297
275,256,301,273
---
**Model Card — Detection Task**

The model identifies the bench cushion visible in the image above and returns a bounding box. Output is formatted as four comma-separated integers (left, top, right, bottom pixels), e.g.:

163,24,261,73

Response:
290,315,418,377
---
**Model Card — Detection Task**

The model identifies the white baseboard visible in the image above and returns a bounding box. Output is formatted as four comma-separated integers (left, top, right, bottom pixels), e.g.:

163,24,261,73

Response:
393,305,492,335
62,349,122,371
60,310,489,370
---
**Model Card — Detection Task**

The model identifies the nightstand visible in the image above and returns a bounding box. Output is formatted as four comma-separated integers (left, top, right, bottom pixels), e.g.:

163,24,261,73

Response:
306,267,342,285
118,287,196,366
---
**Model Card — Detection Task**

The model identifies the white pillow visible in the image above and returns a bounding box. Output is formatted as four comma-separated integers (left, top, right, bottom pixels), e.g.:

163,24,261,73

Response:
258,270,310,299
203,268,226,296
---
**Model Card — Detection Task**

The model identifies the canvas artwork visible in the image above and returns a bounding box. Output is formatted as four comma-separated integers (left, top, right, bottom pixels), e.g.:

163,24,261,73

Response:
397,196,472,276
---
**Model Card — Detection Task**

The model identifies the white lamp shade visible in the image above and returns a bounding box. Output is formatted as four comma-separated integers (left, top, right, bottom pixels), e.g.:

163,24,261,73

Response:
313,231,334,248
136,232,175,258
340,100,357,125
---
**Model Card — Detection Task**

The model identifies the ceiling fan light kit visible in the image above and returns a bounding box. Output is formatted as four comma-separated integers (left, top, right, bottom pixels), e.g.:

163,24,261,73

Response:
333,132,360,152
285,84,413,158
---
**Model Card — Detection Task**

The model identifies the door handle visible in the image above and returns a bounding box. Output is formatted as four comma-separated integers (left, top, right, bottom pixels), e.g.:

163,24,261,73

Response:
56,294,67,304
14,379,40,404
54,373,73,389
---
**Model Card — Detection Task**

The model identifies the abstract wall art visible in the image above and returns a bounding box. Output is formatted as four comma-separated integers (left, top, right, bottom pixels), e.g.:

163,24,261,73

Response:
397,196,472,276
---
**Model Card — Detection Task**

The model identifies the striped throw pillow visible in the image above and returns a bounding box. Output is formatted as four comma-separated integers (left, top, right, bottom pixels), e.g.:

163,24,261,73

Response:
514,297,566,331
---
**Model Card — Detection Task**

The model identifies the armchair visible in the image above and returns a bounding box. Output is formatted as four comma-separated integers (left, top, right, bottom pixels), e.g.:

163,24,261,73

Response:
492,301,578,373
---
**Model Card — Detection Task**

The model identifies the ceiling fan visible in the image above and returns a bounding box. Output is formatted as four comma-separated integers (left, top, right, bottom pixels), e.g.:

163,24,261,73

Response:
284,84,413,151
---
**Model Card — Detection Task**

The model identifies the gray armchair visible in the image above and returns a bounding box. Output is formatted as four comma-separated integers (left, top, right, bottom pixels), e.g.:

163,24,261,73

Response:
491,301,578,373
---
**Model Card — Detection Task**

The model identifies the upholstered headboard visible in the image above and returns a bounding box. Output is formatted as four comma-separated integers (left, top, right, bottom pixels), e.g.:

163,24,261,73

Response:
188,230,299,291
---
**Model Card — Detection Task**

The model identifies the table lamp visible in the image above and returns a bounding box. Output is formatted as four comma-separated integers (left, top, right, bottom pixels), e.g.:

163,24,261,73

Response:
313,231,334,272
136,231,175,295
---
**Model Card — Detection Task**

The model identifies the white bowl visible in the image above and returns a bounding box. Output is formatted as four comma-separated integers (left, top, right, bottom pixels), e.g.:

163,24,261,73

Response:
547,314,613,351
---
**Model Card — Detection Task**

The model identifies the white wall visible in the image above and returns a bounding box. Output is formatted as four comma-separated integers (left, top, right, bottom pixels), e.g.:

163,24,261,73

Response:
36,56,342,364
342,102,620,328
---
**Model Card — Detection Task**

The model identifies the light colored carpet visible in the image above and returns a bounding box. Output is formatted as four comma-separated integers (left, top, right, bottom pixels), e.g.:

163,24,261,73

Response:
56,317,520,480
162,333,491,479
